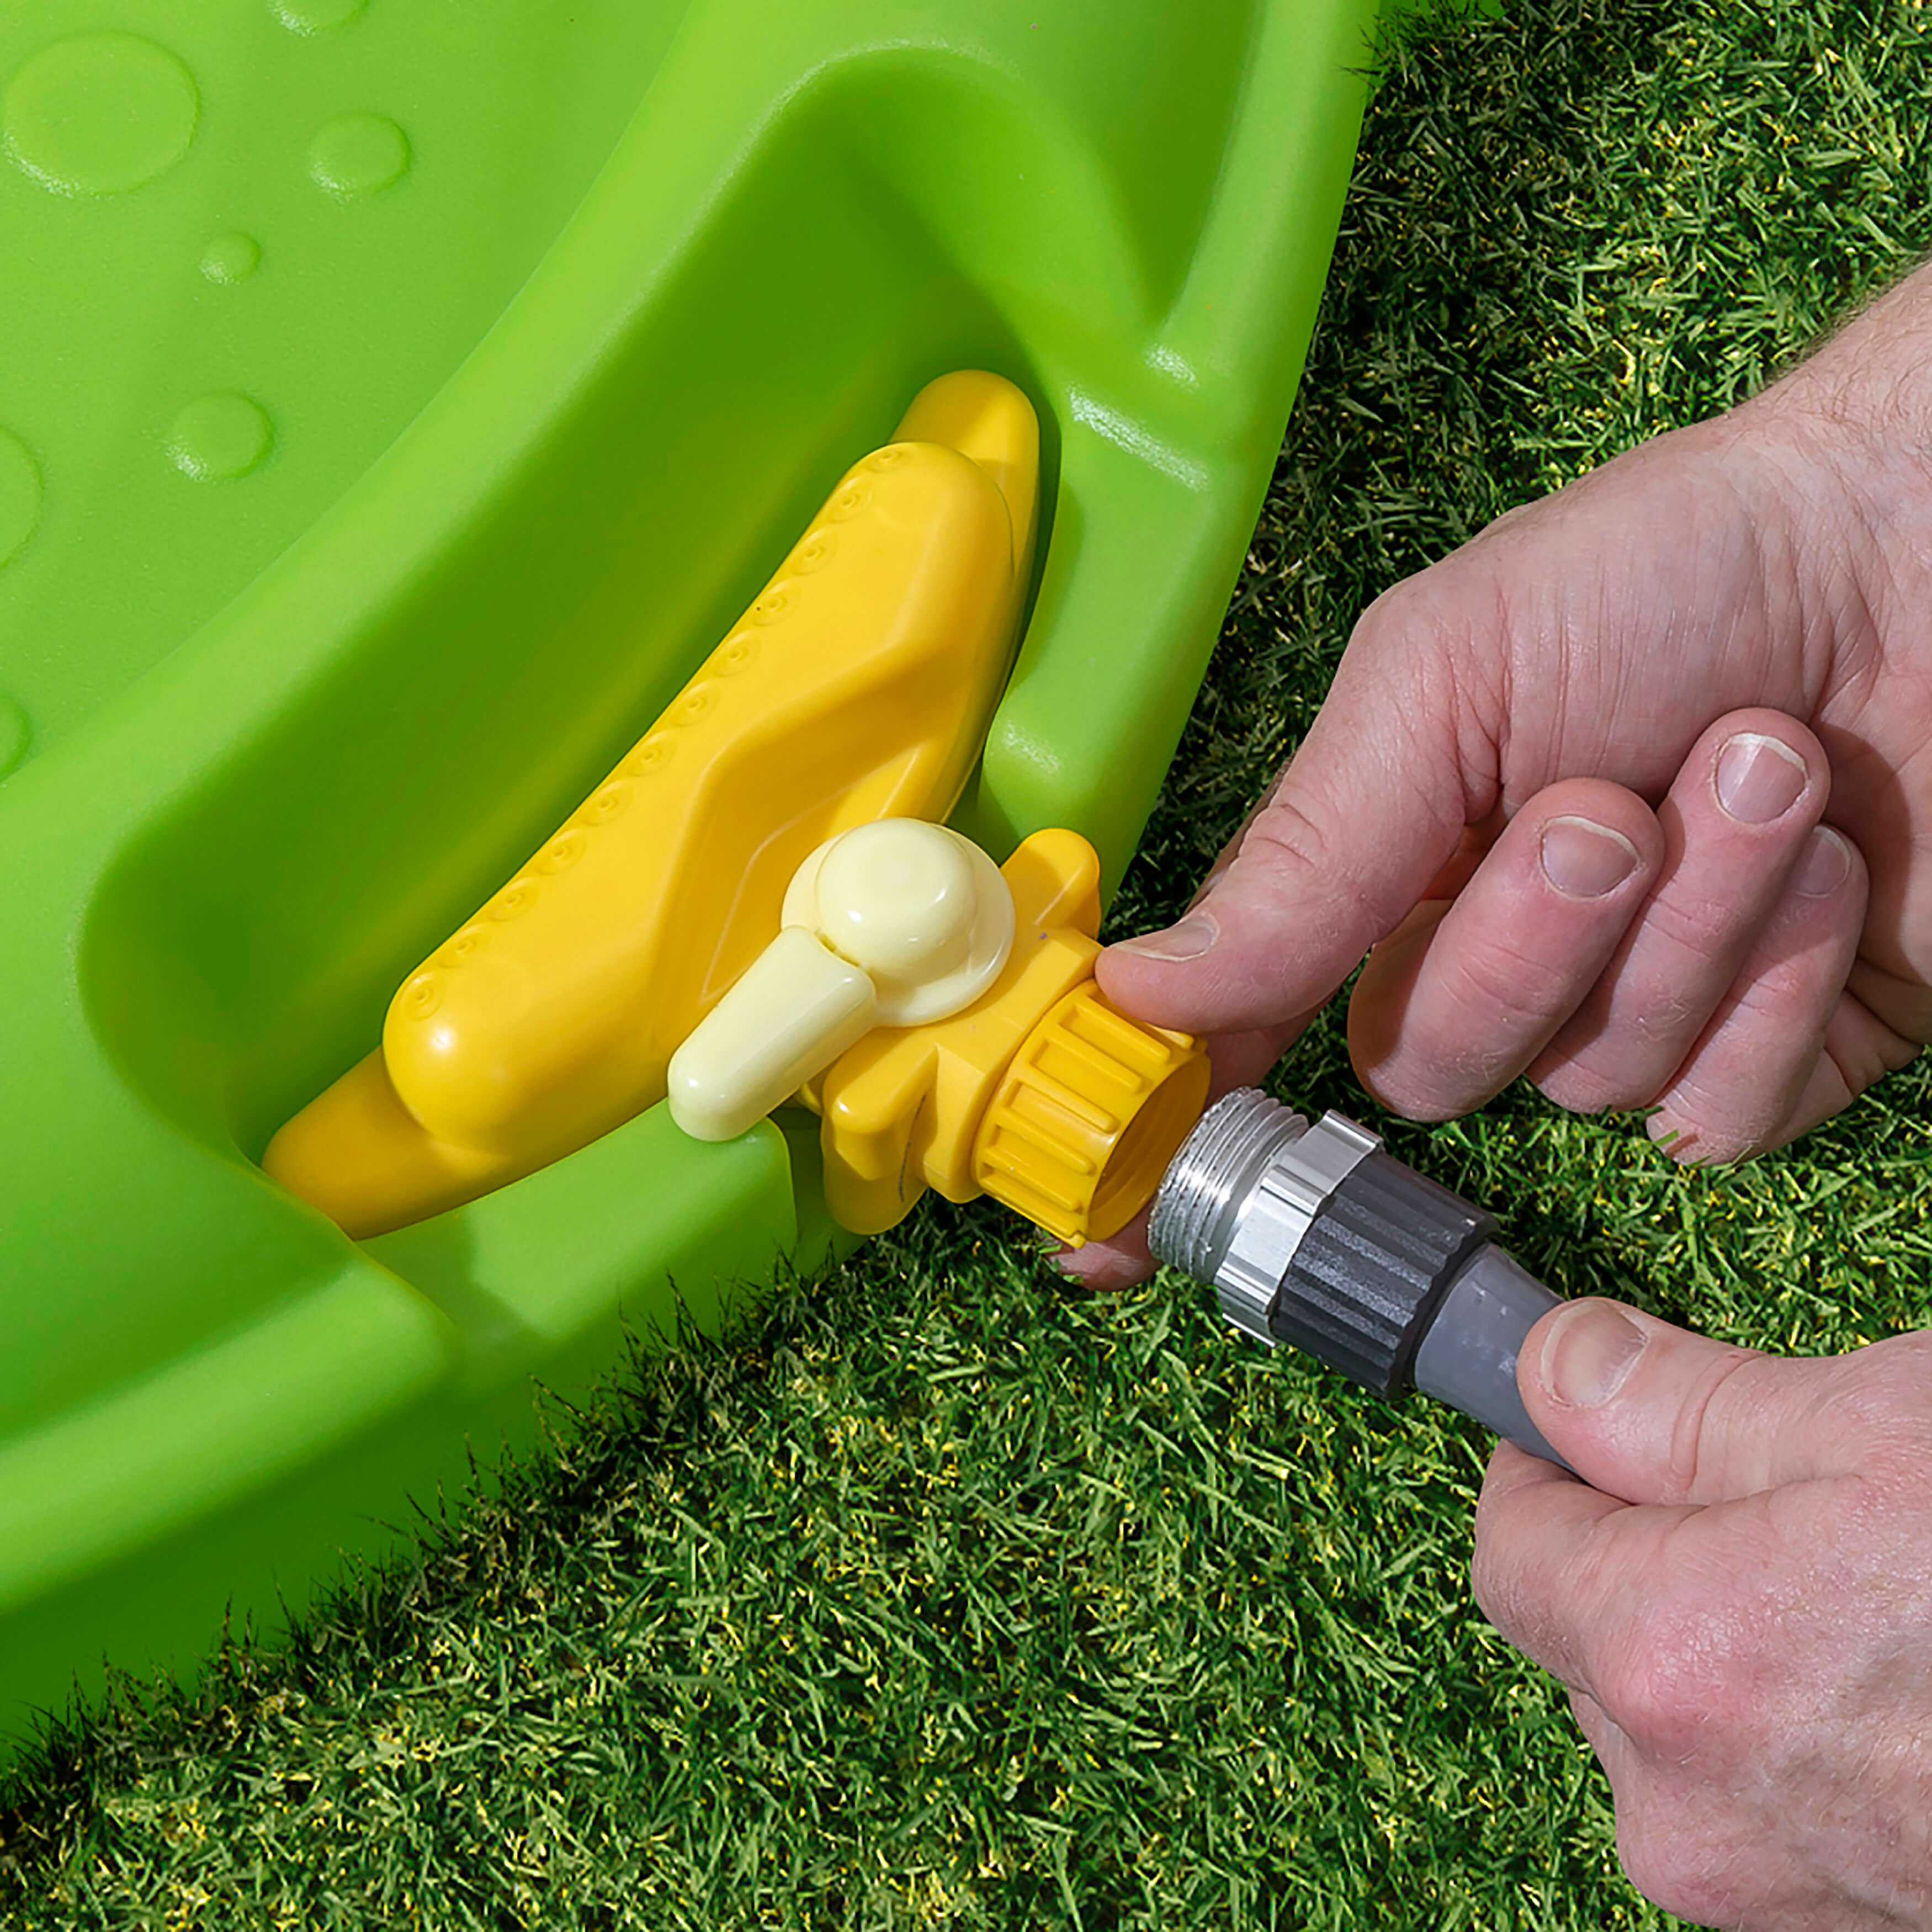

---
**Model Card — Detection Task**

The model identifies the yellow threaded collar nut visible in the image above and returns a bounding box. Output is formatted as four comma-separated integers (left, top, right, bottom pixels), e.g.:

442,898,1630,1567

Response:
970,980,1210,1247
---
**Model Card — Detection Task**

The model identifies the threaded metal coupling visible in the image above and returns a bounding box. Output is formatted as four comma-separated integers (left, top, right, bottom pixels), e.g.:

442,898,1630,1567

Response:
1150,1087,1568,1461
1149,1090,1380,1346
1147,1089,1307,1283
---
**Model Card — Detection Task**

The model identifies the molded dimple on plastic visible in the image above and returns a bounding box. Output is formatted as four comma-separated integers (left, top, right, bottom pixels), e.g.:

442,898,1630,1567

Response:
3,32,200,198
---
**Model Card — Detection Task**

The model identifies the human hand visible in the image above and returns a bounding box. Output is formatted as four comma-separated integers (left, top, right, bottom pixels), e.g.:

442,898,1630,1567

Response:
1066,266,1932,1288
1478,1297,1932,1928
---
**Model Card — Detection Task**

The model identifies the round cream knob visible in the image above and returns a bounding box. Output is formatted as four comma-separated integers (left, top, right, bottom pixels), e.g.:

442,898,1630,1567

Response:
812,818,977,985
784,819,1015,1026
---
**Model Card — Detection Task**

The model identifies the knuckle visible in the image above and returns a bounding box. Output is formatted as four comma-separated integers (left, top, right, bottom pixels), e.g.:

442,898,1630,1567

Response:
1347,569,1505,767
1241,792,1334,886
1639,889,1749,965
1437,933,1575,1029
1531,999,1711,1116
1599,1646,1699,1763
1351,928,1583,1118
1735,946,1834,1020
1596,1590,1759,1766
1351,571,1454,659
1808,1337,1932,1467
1663,1351,1767,1503
1616,1804,1740,1928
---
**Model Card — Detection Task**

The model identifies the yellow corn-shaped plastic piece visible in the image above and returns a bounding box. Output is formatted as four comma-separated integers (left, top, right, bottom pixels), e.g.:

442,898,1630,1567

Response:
267,371,1039,1236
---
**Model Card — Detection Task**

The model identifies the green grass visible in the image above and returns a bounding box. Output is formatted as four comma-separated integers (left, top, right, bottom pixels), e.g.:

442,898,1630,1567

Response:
6,1,1932,1924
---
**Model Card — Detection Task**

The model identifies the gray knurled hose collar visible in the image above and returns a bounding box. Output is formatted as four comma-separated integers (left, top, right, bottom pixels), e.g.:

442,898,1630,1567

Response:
1149,1090,1572,1473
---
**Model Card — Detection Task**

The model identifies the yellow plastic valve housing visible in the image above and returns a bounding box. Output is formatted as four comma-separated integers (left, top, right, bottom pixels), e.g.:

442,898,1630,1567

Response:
667,820,1015,1144
267,371,1039,1236
810,827,1209,1244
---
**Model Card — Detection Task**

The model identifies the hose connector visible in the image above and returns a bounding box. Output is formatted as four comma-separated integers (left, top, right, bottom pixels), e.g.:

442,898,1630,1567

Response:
1150,1089,1494,1394
1149,1091,1377,1344
1148,1087,1572,1468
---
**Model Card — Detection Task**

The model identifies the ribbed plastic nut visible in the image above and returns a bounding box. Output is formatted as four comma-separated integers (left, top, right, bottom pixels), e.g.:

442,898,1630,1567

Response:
970,981,1210,1246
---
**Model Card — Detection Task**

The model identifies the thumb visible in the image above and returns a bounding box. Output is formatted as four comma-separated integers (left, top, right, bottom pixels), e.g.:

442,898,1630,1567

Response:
1517,1298,1851,1506
1097,587,1479,1036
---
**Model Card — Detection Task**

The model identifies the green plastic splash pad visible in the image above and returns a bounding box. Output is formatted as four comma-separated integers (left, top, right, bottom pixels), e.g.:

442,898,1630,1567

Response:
0,0,1381,1743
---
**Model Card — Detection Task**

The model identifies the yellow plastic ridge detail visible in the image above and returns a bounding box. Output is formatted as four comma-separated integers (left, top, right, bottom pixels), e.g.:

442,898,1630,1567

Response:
266,371,1039,1238
810,826,1209,1245
970,981,1209,1248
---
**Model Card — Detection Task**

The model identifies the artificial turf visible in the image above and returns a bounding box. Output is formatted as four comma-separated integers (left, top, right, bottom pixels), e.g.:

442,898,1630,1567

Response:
5,0,1931,1924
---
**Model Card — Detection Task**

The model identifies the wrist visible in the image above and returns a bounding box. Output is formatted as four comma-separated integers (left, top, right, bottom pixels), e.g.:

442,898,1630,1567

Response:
1736,258,1932,607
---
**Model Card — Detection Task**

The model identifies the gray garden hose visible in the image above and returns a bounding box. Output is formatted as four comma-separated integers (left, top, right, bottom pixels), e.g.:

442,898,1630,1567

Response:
1148,1090,1574,1473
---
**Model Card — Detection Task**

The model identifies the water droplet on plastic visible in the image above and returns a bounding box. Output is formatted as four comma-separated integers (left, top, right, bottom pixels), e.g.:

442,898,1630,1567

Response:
200,232,261,284
167,394,272,481
0,431,42,565
273,0,367,33
0,694,30,778
307,113,409,197
4,34,197,195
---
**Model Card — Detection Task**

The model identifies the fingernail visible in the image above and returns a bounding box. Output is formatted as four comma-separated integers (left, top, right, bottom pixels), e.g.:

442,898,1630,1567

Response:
1541,1301,1646,1409
1715,731,1808,824
1793,826,1850,897
1113,912,1217,962
1540,818,1640,899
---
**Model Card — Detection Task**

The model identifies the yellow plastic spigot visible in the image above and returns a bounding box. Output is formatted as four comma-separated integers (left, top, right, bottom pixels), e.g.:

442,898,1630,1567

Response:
806,826,1210,1246
667,820,1014,1142
667,822,1213,1248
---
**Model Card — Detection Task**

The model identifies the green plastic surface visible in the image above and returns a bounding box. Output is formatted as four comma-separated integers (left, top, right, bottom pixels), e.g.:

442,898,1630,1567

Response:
0,0,1379,1741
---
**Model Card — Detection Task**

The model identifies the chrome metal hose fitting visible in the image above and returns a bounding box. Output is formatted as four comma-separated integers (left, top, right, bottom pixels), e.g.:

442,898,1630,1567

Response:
1149,1089,1570,1469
